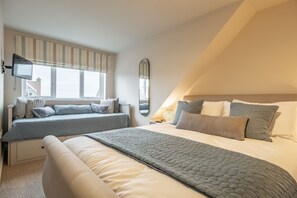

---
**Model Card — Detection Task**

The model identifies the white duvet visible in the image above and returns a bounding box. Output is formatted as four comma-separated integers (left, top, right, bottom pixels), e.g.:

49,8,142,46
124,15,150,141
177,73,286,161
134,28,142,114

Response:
64,123,297,198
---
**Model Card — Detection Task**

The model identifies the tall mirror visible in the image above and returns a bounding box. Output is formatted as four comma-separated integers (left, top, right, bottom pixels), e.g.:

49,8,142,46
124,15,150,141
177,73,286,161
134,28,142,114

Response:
139,58,150,116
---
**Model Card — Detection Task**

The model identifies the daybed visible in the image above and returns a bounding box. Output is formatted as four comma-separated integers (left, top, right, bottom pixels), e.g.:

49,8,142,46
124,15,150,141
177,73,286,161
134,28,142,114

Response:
42,94,297,198
3,99,130,166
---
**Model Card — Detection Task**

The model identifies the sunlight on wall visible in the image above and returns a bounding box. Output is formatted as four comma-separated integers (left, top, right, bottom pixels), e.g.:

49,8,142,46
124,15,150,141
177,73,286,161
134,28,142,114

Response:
152,0,256,120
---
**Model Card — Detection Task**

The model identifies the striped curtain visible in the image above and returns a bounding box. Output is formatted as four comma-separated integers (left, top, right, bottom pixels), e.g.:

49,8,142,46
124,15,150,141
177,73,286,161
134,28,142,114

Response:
15,35,109,73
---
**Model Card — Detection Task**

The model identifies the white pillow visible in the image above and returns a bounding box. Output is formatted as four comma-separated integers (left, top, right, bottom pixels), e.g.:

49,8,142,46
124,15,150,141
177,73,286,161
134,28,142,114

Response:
14,97,27,118
222,101,231,117
26,99,46,118
100,99,115,113
233,99,297,140
201,101,224,116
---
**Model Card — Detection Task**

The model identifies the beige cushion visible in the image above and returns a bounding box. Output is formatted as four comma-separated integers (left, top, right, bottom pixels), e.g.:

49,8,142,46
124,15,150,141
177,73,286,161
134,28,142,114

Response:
108,97,120,113
26,98,45,118
176,111,248,141
14,97,27,118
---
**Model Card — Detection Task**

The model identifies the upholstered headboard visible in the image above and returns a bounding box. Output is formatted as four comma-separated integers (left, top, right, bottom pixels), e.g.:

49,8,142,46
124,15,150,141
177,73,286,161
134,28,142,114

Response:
183,94,297,103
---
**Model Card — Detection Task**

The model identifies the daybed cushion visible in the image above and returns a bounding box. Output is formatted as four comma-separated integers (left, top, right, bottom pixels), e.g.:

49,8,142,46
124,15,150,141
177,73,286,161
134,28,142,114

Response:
54,105,93,115
100,99,115,113
26,99,46,118
2,113,129,142
91,103,109,114
32,106,55,118
14,97,27,118
108,97,120,113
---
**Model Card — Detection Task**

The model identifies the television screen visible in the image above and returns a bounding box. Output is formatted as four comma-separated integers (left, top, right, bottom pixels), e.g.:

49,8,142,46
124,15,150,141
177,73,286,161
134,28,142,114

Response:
12,54,33,80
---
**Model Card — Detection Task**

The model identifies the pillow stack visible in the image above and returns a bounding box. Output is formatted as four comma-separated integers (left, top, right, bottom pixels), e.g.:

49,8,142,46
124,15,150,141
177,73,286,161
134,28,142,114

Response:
13,97,122,118
229,102,278,142
232,99,297,141
173,98,297,142
14,97,47,118
99,98,120,114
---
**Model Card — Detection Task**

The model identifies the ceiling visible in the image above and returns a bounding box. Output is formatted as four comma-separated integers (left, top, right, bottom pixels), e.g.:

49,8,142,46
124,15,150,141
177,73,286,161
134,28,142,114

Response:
1,0,240,53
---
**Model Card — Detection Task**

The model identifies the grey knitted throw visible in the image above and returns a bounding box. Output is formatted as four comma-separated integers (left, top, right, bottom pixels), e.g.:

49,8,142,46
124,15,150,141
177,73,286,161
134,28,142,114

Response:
86,128,297,198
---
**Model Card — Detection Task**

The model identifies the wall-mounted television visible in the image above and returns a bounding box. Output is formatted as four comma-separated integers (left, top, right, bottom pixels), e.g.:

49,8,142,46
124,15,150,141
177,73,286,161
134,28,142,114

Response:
12,53,33,80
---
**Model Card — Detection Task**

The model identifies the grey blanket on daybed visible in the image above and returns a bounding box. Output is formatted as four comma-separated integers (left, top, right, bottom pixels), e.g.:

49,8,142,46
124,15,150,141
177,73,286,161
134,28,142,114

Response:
3,113,129,142
86,128,297,198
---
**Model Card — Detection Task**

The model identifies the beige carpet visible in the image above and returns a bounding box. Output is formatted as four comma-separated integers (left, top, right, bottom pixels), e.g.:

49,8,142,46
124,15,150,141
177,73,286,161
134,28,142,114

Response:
0,160,45,198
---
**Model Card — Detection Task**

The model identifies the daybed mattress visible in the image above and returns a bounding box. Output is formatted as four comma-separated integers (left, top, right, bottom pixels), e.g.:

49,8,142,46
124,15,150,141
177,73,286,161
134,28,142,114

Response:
62,123,297,198
3,113,129,142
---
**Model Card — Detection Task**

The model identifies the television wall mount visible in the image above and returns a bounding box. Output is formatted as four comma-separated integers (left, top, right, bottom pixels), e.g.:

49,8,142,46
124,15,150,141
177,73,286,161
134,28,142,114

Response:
1,60,12,74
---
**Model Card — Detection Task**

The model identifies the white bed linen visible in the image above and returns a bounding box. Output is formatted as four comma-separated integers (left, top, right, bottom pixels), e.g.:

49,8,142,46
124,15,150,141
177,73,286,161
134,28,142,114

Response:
64,123,297,198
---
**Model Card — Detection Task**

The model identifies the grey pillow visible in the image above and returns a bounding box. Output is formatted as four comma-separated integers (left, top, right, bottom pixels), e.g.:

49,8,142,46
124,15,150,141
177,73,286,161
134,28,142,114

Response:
54,105,93,115
172,100,204,125
230,102,279,142
91,103,109,114
176,111,248,141
26,98,45,118
32,106,55,118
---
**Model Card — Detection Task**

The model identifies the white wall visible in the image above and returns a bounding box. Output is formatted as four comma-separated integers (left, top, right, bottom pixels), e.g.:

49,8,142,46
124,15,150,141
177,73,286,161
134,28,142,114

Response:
0,2,4,133
3,27,116,133
188,0,297,95
115,3,241,126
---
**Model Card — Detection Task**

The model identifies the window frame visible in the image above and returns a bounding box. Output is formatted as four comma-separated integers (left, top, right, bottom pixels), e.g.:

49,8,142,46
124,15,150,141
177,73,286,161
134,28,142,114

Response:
23,65,106,99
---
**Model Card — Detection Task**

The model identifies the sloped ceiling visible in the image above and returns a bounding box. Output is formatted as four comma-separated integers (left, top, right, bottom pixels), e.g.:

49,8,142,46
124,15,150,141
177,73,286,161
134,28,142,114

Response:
1,0,239,53
152,0,290,119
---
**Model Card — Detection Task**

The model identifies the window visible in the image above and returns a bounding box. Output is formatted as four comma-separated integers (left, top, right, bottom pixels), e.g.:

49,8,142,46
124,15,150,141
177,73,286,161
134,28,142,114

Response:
25,65,51,97
84,71,100,97
25,65,105,99
56,68,80,98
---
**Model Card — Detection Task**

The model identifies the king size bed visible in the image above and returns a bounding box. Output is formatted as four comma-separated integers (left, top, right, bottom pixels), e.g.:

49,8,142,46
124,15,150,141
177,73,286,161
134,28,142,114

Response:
42,95,297,198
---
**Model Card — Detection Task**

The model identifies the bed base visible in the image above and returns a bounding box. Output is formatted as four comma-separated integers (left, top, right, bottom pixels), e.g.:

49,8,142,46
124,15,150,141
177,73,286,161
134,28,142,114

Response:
6,102,130,166
8,135,77,166
42,136,118,198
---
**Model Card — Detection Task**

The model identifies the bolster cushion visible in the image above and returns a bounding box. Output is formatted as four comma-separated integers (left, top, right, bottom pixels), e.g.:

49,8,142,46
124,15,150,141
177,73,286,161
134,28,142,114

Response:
176,111,248,141
54,105,93,115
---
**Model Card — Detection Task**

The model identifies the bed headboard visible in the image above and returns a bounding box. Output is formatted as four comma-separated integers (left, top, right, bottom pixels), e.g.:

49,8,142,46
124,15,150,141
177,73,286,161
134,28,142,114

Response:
183,94,297,103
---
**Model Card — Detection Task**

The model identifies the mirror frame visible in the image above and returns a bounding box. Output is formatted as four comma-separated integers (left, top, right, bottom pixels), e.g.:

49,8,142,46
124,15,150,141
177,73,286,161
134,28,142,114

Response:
139,58,150,116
